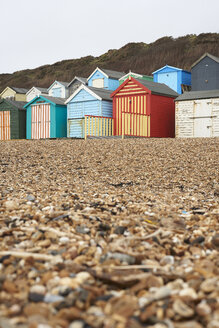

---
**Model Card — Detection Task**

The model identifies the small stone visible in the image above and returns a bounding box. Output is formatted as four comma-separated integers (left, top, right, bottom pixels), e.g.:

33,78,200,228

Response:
160,255,174,266
192,236,205,244
23,304,50,318
8,304,21,316
98,223,111,231
27,194,35,202
114,226,126,234
196,301,211,316
76,226,90,234
75,272,93,284
37,239,51,247
2,280,17,293
69,321,84,328
5,200,19,210
44,294,65,303
56,307,81,321
150,287,172,301
179,287,198,300
211,234,219,247
173,299,194,318
29,292,45,302
102,252,135,264
30,285,46,295
200,277,218,293
59,236,70,245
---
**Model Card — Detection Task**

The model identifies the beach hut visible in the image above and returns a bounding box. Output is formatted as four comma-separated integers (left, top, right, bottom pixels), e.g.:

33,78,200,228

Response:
153,65,191,94
0,98,26,140
0,87,28,101
87,67,125,91
26,87,48,102
191,53,219,91
25,95,67,139
175,90,219,138
67,76,87,96
48,81,69,98
111,77,178,138
65,84,113,138
119,71,153,85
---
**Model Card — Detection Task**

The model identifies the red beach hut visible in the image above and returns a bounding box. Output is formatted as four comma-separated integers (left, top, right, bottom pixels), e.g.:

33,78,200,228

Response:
111,77,178,137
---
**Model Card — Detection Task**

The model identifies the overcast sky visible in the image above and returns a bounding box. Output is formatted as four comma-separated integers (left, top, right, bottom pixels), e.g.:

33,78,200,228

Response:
0,0,219,74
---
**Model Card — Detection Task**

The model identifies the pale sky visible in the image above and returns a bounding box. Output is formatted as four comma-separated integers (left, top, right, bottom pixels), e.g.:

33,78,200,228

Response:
0,0,219,74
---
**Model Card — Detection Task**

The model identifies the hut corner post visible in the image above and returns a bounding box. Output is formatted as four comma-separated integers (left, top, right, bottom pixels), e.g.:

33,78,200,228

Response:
85,116,87,140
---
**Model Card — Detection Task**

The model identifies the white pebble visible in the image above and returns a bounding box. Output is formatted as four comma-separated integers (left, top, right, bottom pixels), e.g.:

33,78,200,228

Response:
30,284,46,295
59,236,70,245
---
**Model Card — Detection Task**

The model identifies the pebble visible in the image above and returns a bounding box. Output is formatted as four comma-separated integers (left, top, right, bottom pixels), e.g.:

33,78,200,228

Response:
59,236,70,245
5,200,19,210
76,226,90,234
173,299,194,318
102,252,135,264
69,321,84,328
114,226,126,234
196,301,211,316
29,292,45,302
30,285,46,295
8,304,21,316
44,294,65,303
211,233,219,247
160,255,174,266
27,194,35,202
153,286,172,300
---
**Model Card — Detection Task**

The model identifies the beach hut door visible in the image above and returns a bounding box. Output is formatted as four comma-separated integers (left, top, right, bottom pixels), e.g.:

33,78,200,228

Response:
31,104,50,139
193,101,212,137
0,111,10,140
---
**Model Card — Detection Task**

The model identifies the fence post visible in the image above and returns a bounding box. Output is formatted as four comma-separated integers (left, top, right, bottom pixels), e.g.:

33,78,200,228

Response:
85,116,87,140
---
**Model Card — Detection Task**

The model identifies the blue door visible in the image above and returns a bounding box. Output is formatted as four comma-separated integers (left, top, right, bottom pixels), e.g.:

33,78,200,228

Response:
68,118,84,138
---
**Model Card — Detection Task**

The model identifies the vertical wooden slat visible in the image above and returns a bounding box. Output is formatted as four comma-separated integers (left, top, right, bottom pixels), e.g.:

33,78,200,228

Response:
84,116,87,140
0,111,10,140
88,116,90,136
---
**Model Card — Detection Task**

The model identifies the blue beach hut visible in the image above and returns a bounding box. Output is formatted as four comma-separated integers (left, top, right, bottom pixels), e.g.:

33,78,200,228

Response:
153,65,191,94
87,67,125,91
65,84,113,138
25,95,67,139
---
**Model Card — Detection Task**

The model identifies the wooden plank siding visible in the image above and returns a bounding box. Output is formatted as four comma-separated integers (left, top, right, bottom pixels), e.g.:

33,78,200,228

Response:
113,80,150,137
31,104,50,139
0,111,10,140
85,116,114,139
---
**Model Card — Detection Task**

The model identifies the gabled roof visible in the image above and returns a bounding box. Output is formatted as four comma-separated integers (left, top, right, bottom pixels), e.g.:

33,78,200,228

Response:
101,68,125,79
0,98,27,110
152,65,190,74
57,81,69,87
35,87,48,93
111,77,179,98
48,80,69,91
119,71,144,80
65,84,112,104
26,86,48,95
191,53,219,68
175,89,219,101
88,86,112,101
87,67,125,81
67,76,87,87
10,87,28,94
24,95,66,108
0,86,28,96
